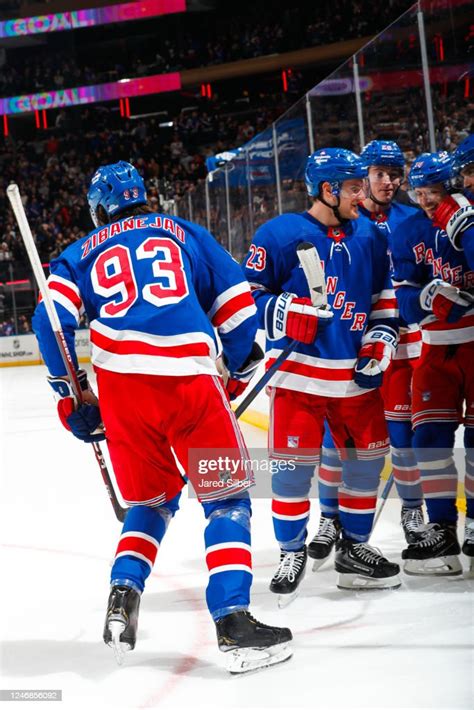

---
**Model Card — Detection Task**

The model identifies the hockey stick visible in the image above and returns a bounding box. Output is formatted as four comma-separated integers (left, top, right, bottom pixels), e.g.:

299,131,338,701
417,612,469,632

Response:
234,339,298,419
235,241,326,419
7,183,127,523
373,471,394,527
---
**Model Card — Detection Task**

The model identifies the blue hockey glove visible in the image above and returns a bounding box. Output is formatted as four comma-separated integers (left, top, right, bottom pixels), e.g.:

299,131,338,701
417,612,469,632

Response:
47,369,106,443
354,327,397,389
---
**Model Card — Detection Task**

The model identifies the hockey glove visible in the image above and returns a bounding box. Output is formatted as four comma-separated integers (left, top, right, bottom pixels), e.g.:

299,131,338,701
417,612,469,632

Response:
354,326,397,389
433,193,474,251
218,342,265,401
267,292,333,344
419,279,473,323
47,369,106,443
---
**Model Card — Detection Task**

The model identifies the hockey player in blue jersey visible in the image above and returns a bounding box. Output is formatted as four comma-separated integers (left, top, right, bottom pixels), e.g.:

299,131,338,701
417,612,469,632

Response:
391,151,474,576
312,141,425,564
452,133,474,195
243,148,401,598
32,161,293,673
431,134,474,270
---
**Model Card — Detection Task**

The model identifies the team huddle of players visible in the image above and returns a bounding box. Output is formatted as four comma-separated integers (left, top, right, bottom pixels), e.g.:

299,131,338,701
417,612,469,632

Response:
245,137,474,606
31,134,474,673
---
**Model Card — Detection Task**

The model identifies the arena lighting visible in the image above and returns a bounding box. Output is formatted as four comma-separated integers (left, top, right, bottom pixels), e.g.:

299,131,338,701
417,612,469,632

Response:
0,0,186,39
0,73,182,115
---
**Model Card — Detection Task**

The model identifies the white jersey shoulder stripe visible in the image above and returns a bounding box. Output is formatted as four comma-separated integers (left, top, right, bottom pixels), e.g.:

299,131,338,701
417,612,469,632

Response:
218,303,257,334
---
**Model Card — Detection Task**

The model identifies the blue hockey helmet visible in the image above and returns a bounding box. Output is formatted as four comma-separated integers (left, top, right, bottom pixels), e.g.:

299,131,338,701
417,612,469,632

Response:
360,140,405,169
408,151,453,190
304,148,367,197
87,161,147,227
451,134,474,175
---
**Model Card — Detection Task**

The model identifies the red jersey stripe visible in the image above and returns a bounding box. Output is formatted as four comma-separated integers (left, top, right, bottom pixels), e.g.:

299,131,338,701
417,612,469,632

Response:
49,281,83,310
212,291,255,327
399,330,422,344
371,298,398,311
91,328,210,358
266,358,354,381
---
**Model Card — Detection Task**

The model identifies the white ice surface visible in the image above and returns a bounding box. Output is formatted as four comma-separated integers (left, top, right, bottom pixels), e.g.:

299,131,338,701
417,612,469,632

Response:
1,365,473,710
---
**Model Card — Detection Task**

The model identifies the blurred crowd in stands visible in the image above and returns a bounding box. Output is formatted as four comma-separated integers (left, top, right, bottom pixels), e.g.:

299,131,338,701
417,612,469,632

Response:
1,80,470,284
0,0,415,98
0,93,289,273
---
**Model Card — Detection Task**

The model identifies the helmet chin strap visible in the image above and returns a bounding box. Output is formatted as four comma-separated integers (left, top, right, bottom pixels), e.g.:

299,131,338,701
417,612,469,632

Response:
316,186,347,224
317,190,347,225
368,190,391,208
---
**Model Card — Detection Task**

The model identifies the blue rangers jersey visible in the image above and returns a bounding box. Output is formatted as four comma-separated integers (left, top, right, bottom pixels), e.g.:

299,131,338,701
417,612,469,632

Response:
33,213,258,377
243,212,398,398
357,201,418,243
391,209,474,345
357,201,421,360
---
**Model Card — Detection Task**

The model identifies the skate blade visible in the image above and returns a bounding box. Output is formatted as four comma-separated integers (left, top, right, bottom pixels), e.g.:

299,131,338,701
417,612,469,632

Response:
403,555,462,577
225,643,293,674
465,558,474,580
336,572,401,590
107,620,131,665
277,590,299,609
311,556,330,572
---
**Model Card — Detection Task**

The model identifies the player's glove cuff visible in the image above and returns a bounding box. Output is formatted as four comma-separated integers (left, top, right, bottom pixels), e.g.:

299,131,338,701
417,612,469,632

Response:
265,292,294,341
47,370,105,443
265,292,332,343
354,326,398,389
360,326,398,368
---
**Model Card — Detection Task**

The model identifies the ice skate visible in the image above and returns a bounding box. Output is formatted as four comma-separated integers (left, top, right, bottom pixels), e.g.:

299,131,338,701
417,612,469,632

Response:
402,523,462,576
462,518,474,578
103,585,141,665
269,547,307,608
215,610,292,674
335,538,401,590
308,515,341,571
400,505,426,544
